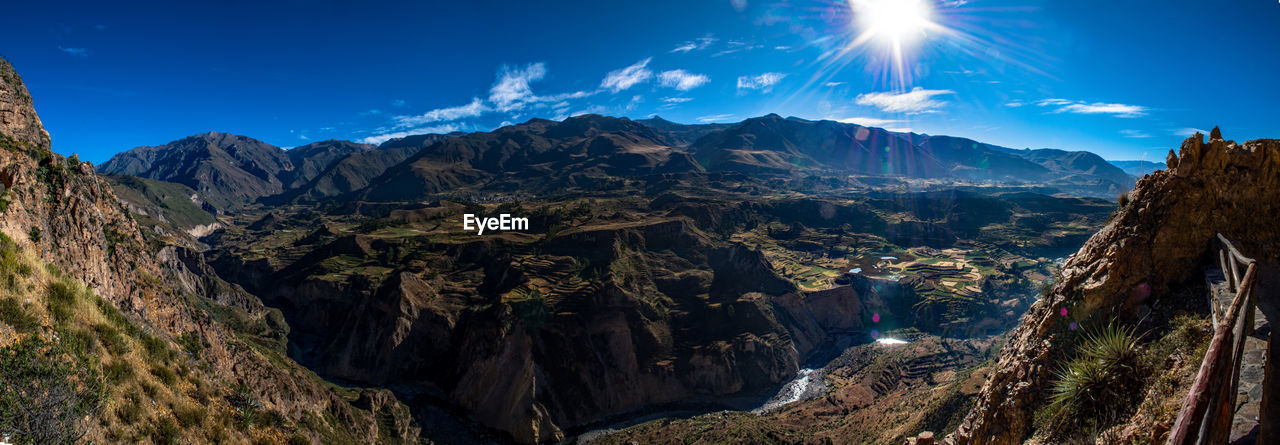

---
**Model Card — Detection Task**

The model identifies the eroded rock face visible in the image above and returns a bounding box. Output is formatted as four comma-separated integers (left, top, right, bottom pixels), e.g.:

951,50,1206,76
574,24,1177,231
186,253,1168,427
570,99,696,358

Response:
223,213,891,443
953,130,1280,444
0,59,50,150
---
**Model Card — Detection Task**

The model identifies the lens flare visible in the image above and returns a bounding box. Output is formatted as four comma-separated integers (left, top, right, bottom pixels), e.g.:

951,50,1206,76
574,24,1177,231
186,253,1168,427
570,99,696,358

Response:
846,0,943,89
851,0,936,45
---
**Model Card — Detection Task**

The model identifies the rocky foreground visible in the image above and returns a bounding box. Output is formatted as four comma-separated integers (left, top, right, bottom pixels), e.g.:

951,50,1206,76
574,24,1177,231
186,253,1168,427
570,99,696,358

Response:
953,129,1280,444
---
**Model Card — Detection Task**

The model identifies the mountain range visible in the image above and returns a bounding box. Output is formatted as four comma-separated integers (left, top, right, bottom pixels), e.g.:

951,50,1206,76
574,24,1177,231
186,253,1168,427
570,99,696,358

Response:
97,114,1140,214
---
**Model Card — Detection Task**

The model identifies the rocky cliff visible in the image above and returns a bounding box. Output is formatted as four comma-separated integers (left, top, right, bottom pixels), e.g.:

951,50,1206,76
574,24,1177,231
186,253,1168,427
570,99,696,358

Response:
0,61,50,151
210,209,903,442
0,56,418,443
952,128,1280,443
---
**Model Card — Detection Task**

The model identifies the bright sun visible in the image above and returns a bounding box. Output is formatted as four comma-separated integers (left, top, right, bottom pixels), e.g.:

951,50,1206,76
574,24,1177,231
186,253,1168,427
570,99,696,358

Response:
851,0,936,47
844,0,942,87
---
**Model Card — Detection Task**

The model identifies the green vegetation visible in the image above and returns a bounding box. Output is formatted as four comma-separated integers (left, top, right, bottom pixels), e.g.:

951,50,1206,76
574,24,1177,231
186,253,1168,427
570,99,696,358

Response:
179,331,205,356
0,335,106,444
508,288,549,331
1041,323,1144,435
28,226,40,243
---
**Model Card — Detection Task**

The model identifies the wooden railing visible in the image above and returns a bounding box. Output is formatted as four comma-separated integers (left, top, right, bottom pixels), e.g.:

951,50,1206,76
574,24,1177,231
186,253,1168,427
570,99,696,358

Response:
1167,233,1259,444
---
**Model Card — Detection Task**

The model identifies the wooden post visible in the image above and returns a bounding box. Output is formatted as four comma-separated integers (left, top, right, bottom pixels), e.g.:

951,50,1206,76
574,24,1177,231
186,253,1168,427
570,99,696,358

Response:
1260,335,1278,443
1169,261,1257,445
1220,249,1231,294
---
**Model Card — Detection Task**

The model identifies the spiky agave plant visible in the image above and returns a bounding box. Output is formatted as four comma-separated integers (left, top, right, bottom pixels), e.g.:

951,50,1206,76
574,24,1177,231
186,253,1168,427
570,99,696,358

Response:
1046,323,1143,433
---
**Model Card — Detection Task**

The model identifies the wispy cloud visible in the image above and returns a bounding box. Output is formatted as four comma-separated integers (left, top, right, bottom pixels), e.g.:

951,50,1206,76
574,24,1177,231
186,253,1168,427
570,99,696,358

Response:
490,63,549,111
1172,127,1208,136
737,72,785,92
58,46,88,57
358,124,461,145
825,82,845,87
833,116,901,127
659,69,710,91
392,99,407,107
601,58,653,93
1004,101,1025,107
714,40,762,57
697,114,737,123
671,36,717,53
855,87,955,114
662,97,694,103
730,0,748,12
1034,98,1147,117
1120,129,1151,138
392,97,488,128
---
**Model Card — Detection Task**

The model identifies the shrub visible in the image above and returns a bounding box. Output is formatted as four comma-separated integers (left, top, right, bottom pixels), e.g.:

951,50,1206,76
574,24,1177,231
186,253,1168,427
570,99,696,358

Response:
114,393,143,425
1044,323,1143,433
28,226,40,243
45,279,81,324
179,331,204,356
103,359,134,384
148,416,180,445
0,298,38,333
149,364,178,386
174,404,204,427
140,334,173,363
93,323,130,356
0,336,105,443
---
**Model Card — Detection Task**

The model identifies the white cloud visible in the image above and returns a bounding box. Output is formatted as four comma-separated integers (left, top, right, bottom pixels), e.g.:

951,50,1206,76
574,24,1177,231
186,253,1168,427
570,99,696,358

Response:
731,0,748,11
697,113,737,123
358,124,461,145
736,72,786,92
1035,98,1072,106
714,40,762,57
659,69,710,91
1004,101,1025,107
855,87,955,114
490,63,548,111
1120,129,1151,138
663,97,694,103
392,97,488,128
825,82,846,87
1032,98,1147,117
601,58,653,93
487,62,594,111
671,36,717,53
58,46,88,57
833,116,901,127
1057,102,1147,117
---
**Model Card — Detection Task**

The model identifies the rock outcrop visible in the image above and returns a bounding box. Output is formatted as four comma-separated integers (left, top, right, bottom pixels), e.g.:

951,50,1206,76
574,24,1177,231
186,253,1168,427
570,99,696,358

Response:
0,56,419,443
952,129,1280,444
0,60,50,150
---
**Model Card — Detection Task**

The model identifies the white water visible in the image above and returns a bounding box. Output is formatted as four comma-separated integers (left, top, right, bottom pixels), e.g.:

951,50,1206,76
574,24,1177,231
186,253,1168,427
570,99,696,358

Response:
752,367,823,414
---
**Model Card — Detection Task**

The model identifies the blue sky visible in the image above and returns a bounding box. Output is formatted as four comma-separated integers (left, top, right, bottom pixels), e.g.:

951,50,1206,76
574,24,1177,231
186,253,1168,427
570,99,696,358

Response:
4,0,1278,163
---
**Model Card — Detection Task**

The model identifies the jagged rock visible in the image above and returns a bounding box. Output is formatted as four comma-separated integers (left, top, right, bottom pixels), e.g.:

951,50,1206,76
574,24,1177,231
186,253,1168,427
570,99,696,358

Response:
0,59,50,150
953,130,1280,444
0,56,420,443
